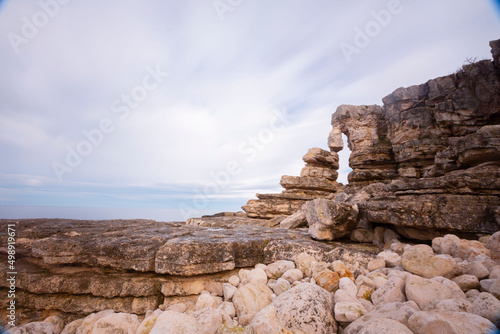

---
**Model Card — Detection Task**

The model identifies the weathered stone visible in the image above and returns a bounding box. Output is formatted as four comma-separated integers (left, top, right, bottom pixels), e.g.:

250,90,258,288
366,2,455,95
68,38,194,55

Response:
488,279,500,299
376,251,401,268
465,262,489,279
371,277,406,306
192,308,231,334
408,310,497,334
279,210,307,229
357,318,413,334
335,302,367,322
272,283,337,333
367,258,385,272
136,310,162,334
405,274,453,309
267,278,291,296
428,298,474,313
91,313,139,334
452,274,480,292
304,198,359,240
486,231,500,260
61,318,84,334
402,244,455,278
313,269,340,292
343,301,419,334
281,269,303,284
350,229,374,243
264,260,295,279
233,283,273,326
472,292,500,326
149,311,198,334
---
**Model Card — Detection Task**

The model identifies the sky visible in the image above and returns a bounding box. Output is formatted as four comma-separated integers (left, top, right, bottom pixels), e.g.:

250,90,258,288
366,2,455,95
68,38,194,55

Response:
0,0,499,221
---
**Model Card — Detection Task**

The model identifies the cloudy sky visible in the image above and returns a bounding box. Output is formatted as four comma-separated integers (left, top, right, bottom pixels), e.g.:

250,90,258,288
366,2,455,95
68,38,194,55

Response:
0,0,499,221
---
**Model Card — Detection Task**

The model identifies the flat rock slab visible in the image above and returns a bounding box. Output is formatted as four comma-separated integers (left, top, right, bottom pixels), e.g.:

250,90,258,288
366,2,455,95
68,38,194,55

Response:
1,219,378,276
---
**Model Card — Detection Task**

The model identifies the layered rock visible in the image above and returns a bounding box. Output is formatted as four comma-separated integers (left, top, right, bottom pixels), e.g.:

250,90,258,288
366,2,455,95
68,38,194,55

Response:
242,147,342,219
11,232,500,334
329,41,500,236
0,218,377,328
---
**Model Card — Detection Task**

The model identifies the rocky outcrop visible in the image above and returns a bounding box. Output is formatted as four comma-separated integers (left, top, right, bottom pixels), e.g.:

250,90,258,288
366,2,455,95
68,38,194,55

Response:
332,53,500,236
0,218,378,328
10,232,500,333
244,39,500,237
242,147,342,219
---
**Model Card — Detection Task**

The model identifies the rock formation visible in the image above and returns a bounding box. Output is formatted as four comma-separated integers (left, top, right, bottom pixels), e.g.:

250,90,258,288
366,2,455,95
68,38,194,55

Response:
0,218,377,329
242,147,342,219
244,38,500,238
9,231,500,333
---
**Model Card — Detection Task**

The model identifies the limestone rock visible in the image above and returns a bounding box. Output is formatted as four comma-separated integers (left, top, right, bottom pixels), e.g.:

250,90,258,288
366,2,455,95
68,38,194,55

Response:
335,302,367,322
61,319,84,334
232,283,273,326
367,259,385,271
136,310,162,334
452,274,480,292
488,279,500,299
376,251,401,268
279,210,307,229
267,278,291,296
343,301,419,334
471,292,500,326
408,310,497,334
357,318,413,334
281,269,303,284
264,260,295,279
486,231,500,260
405,274,452,309
402,244,455,278
429,298,474,313
304,198,359,241
192,308,231,334
313,269,340,292
149,311,198,334
77,310,115,334
10,322,56,334
371,277,406,306
272,283,337,334
91,313,139,334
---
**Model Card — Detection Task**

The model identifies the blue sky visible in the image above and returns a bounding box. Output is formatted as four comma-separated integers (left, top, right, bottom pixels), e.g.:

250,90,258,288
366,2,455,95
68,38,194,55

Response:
0,0,499,221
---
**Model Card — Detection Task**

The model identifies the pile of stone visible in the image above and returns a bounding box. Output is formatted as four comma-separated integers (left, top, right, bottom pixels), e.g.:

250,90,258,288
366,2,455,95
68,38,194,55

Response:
12,231,500,334
242,147,342,219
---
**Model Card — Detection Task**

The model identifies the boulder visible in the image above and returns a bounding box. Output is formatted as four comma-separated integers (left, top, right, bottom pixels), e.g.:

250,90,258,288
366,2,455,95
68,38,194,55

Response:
232,283,273,326
371,277,406,306
471,292,500,326
408,310,497,334
343,301,419,334
357,318,413,334
402,244,455,278
271,283,337,333
149,311,198,334
91,313,139,334
405,274,452,309
303,199,359,241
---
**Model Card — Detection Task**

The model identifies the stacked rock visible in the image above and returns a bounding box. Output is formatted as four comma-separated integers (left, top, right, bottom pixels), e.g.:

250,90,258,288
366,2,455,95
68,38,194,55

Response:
242,147,342,219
